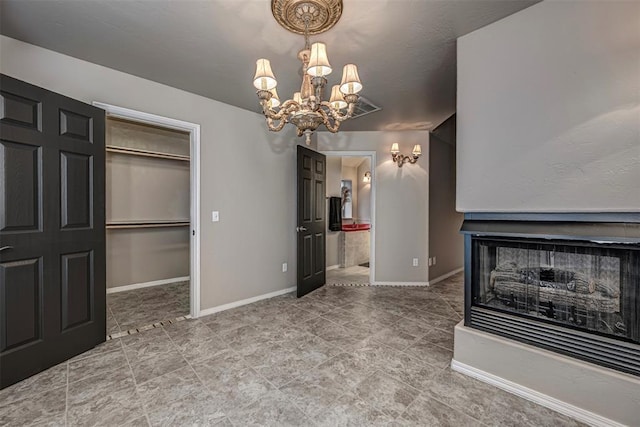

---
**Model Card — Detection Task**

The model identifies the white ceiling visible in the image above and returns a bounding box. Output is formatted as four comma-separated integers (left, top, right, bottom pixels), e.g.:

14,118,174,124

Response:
0,0,538,131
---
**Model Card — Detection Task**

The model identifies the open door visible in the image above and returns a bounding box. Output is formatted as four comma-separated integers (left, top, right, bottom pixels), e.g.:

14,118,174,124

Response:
296,145,326,297
0,75,106,388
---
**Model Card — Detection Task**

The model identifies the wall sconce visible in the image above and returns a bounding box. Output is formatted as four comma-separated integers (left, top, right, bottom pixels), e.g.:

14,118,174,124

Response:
390,143,421,167
362,171,371,183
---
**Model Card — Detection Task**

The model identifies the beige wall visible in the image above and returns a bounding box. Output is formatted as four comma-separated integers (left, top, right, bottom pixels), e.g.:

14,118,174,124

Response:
319,131,430,283
356,157,372,222
428,135,463,280
454,325,640,426
457,0,640,212
0,35,298,310
106,228,189,288
325,156,342,268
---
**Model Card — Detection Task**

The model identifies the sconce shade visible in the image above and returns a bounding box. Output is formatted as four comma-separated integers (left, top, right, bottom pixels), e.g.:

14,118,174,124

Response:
390,142,421,167
307,42,332,77
293,92,302,104
329,85,348,110
253,59,277,90
269,88,281,108
363,171,371,183
340,64,363,95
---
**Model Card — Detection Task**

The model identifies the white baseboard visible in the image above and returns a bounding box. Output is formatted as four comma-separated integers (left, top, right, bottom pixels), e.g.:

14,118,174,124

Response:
450,359,623,427
428,267,463,286
197,286,296,317
326,264,340,271
372,281,429,287
107,276,190,294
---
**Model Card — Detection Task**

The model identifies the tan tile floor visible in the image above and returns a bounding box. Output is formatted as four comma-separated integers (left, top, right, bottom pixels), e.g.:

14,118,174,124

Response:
107,281,190,333
0,274,585,426
326,265,370,285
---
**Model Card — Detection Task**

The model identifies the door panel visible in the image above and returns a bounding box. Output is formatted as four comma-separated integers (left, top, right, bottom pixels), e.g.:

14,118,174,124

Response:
0,74,105,389
60,151,92,229
0,141,41,231
302,234,313,280
0,90,42,130
303,178,312,222
0,258,42,352
314,233,324,276
61,250,93,330
59,109,93,142
296,145,326,297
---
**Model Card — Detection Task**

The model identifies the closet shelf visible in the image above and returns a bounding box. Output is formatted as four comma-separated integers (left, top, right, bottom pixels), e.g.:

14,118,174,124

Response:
106,145,190,162
106,220,190,230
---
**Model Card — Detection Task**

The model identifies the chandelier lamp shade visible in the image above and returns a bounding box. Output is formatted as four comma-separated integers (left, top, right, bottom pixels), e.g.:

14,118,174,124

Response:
253,0,362,144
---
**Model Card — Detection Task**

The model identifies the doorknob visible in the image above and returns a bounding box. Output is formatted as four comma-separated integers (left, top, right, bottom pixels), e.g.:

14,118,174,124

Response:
0,246,13,252
296,226,308,232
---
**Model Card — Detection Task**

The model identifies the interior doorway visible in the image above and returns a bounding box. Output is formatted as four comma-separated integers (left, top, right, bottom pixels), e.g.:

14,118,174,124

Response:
322,151,376,285
93,103,201,335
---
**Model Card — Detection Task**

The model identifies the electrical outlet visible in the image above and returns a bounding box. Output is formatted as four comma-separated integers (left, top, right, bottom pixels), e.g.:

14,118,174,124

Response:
282,262,288,272
211,211,219,222
428,258,433,267
412,258,419,267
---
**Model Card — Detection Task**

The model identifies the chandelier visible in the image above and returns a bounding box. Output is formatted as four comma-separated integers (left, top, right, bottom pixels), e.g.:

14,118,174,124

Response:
253,0,363,144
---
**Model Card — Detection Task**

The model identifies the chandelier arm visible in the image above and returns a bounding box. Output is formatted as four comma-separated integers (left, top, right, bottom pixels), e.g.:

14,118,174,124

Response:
266,116,287,132
320,102,355,122
262,100,301,120
320,102,346,121
318,109,340,133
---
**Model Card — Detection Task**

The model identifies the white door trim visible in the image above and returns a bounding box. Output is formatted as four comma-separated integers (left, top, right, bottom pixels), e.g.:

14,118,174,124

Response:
321,150,377,284
92,102,202,318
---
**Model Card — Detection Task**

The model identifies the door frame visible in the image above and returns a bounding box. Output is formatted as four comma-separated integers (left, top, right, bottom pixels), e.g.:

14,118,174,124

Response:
92,102,201,318
320,150,377,284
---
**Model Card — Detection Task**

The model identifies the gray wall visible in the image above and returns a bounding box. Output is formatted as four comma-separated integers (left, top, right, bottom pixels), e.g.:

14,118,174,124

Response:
457,0,640,212
106,119,190,288
428,134,463,280
325,156,342,268
357,157,372,222
319,131,430,283
0,35,298,310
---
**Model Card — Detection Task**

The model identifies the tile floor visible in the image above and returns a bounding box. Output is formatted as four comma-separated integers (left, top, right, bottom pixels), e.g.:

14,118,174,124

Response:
0,274,584,426
107,281,190,333
326,265,370,285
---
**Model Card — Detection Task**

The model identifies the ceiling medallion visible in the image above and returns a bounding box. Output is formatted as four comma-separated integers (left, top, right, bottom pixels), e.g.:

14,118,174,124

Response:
253,0,363,145
271,0,343,35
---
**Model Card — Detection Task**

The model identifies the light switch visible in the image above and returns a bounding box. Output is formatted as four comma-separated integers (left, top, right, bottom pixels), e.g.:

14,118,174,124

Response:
212,211,219,222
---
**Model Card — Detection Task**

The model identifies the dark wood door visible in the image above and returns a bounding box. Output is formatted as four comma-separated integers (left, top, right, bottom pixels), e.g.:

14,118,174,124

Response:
296,145,326,297
0,75,106,389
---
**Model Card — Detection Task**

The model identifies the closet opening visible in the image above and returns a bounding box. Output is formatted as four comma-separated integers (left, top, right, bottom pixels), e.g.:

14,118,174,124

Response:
322,151,376,285
94,103,201,336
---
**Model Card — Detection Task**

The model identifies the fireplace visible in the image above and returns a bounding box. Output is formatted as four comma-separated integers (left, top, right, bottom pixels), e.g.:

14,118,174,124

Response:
461,213,640,377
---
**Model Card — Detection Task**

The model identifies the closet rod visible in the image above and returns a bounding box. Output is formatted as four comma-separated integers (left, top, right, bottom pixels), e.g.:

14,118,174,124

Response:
106,145,190,162
106,221,190,230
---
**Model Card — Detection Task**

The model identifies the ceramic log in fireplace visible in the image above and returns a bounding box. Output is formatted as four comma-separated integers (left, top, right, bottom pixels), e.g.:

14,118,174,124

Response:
461,213,640,376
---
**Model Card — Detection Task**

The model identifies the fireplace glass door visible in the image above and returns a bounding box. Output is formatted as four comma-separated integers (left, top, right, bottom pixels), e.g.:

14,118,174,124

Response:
472,238,639,344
